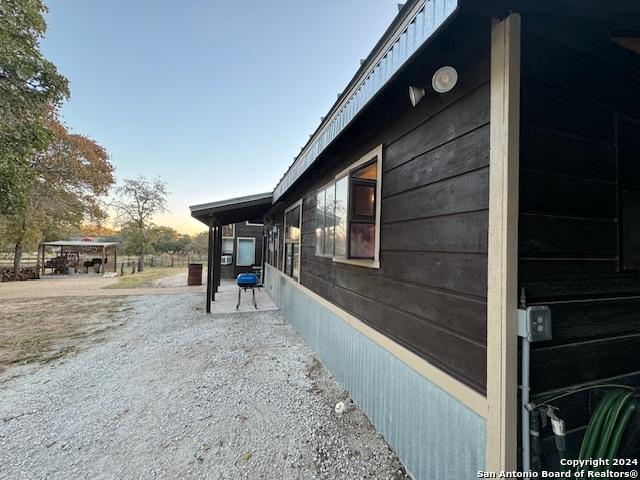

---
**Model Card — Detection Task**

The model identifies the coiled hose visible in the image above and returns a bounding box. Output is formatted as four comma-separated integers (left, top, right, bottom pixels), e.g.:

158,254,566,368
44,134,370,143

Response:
577,388,639,473
533,385,639,473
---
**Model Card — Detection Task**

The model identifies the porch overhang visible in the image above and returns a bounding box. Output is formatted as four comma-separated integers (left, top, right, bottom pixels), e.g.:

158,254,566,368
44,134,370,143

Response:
189,192,273,226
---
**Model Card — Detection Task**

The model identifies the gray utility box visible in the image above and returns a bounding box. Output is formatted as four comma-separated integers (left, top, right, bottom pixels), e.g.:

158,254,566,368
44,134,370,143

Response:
518,306,552,342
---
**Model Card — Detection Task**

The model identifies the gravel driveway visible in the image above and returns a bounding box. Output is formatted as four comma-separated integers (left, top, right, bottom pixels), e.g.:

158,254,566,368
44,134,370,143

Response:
0,293,407,479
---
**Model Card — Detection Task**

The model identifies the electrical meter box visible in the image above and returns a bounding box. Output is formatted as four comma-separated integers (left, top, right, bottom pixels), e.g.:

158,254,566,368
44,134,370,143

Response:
517,306,552,342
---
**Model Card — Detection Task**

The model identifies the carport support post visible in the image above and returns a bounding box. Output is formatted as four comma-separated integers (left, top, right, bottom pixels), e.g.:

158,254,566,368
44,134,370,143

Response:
39,244,45,276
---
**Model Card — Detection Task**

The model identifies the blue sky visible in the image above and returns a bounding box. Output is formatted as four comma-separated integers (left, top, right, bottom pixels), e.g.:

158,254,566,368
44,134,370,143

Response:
42,1,398,233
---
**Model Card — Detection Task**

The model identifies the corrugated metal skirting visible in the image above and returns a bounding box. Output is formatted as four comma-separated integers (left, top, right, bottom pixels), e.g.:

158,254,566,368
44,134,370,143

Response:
265,266,485,479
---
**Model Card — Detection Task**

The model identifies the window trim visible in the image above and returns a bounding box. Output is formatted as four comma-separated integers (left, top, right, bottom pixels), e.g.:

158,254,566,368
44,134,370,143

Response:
222,224,235,239
314,145,382,269
235,237,256,266
245,221,263,226
283,199,303,282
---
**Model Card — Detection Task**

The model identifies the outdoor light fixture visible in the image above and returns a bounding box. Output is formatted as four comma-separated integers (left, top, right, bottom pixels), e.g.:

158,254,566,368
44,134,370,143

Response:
432,66,458,93
408,85,426,107
409,66,458,107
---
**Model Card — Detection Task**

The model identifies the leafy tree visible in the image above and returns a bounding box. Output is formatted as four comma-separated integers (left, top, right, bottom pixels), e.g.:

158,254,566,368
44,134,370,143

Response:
150,226,190,254
111,177,168,271
0,0,69,213
187,231,208,256
0,111,114,277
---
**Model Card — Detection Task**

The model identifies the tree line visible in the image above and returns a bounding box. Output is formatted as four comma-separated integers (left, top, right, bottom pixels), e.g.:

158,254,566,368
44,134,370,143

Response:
0,1,193,276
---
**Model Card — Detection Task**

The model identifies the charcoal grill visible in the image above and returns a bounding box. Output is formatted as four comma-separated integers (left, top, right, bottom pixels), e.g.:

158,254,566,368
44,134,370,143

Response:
236,273,260,310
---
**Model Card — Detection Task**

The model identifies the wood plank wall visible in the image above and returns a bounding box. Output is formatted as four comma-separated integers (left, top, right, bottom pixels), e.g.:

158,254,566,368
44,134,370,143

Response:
519,20,640,467
269,39,492,395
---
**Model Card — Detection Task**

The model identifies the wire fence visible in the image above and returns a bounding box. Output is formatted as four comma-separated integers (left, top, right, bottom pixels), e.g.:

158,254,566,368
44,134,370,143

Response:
0,253,207,276
116,254,207,274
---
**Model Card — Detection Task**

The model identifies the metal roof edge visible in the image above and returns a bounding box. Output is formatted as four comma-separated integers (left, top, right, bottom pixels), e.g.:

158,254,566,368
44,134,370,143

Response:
189,192,273,214
272,0,460,202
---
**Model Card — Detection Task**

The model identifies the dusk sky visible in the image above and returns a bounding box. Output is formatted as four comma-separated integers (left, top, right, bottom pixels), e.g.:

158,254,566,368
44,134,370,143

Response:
41,1,399,234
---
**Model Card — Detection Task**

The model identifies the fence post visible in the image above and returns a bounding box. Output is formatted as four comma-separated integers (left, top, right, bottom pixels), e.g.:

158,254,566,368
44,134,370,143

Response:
120,262,124,276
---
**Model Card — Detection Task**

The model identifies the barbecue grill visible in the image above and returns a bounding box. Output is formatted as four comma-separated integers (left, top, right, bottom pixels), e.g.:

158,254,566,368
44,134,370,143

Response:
236,273,260,310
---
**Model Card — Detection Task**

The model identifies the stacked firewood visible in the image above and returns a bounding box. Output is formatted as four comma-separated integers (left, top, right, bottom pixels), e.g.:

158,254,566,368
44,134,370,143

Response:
0,267,39,282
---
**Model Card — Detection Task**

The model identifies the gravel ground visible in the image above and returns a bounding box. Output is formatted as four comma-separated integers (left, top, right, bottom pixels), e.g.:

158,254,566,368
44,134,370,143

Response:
0,293,408,480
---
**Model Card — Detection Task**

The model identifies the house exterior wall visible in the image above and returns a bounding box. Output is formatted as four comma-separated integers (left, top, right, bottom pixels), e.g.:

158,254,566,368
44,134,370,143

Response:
264,264,486,479
259,20,494,475
267,38,491,397
519,16,640,468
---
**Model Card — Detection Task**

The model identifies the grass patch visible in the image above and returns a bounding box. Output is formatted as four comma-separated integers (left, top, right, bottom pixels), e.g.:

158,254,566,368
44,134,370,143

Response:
103,266,183,289
0,297,129,373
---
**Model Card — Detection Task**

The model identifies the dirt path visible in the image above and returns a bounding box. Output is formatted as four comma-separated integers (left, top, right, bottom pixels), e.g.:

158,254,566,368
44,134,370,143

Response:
0,294,408,480
0,272,205,300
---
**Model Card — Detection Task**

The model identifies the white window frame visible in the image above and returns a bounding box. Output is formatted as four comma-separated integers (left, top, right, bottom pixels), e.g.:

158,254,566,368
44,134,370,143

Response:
245,221,263,226
315,145,382,269
236,237,256,266
222,238,234,255
283,199,303,282
222,224,235,238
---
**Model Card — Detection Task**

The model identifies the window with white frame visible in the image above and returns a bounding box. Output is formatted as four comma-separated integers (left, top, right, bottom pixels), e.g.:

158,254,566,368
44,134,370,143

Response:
222,224,235,238
283,201,302,281
222,238,234,254
315,146,381,267
222,224,235,255
236,237,256,266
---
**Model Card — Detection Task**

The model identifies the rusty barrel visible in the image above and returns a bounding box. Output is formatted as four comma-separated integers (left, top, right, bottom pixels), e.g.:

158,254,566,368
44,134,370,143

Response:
187,263,203,286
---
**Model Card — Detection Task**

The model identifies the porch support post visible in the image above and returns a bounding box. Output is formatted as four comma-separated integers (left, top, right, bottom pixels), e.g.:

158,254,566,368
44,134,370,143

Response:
486,13,521,472
212,226,218,294
206,219,214,313
211,225,218,299
215,225,222,290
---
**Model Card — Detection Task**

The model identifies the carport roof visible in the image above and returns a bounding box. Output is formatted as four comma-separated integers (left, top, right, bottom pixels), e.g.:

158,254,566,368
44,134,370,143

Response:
42,241,119,247
190,192,272,226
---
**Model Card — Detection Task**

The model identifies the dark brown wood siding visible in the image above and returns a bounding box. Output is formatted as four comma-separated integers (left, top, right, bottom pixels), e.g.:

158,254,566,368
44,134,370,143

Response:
220,222,264,279
268,31,491,395
520,17,640,468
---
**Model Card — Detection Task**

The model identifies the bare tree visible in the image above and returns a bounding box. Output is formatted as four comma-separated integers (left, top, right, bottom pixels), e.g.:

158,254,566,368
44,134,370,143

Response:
111,177,168,272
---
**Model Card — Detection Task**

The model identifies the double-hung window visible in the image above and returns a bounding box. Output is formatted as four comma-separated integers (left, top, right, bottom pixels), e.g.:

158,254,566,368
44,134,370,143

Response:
222,224,234,255
315,146,381,268
284,201,302,281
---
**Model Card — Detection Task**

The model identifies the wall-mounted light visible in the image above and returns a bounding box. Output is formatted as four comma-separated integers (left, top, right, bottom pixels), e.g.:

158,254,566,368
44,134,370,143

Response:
408,85,426,107
432,66,458,93
409,65,459,107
